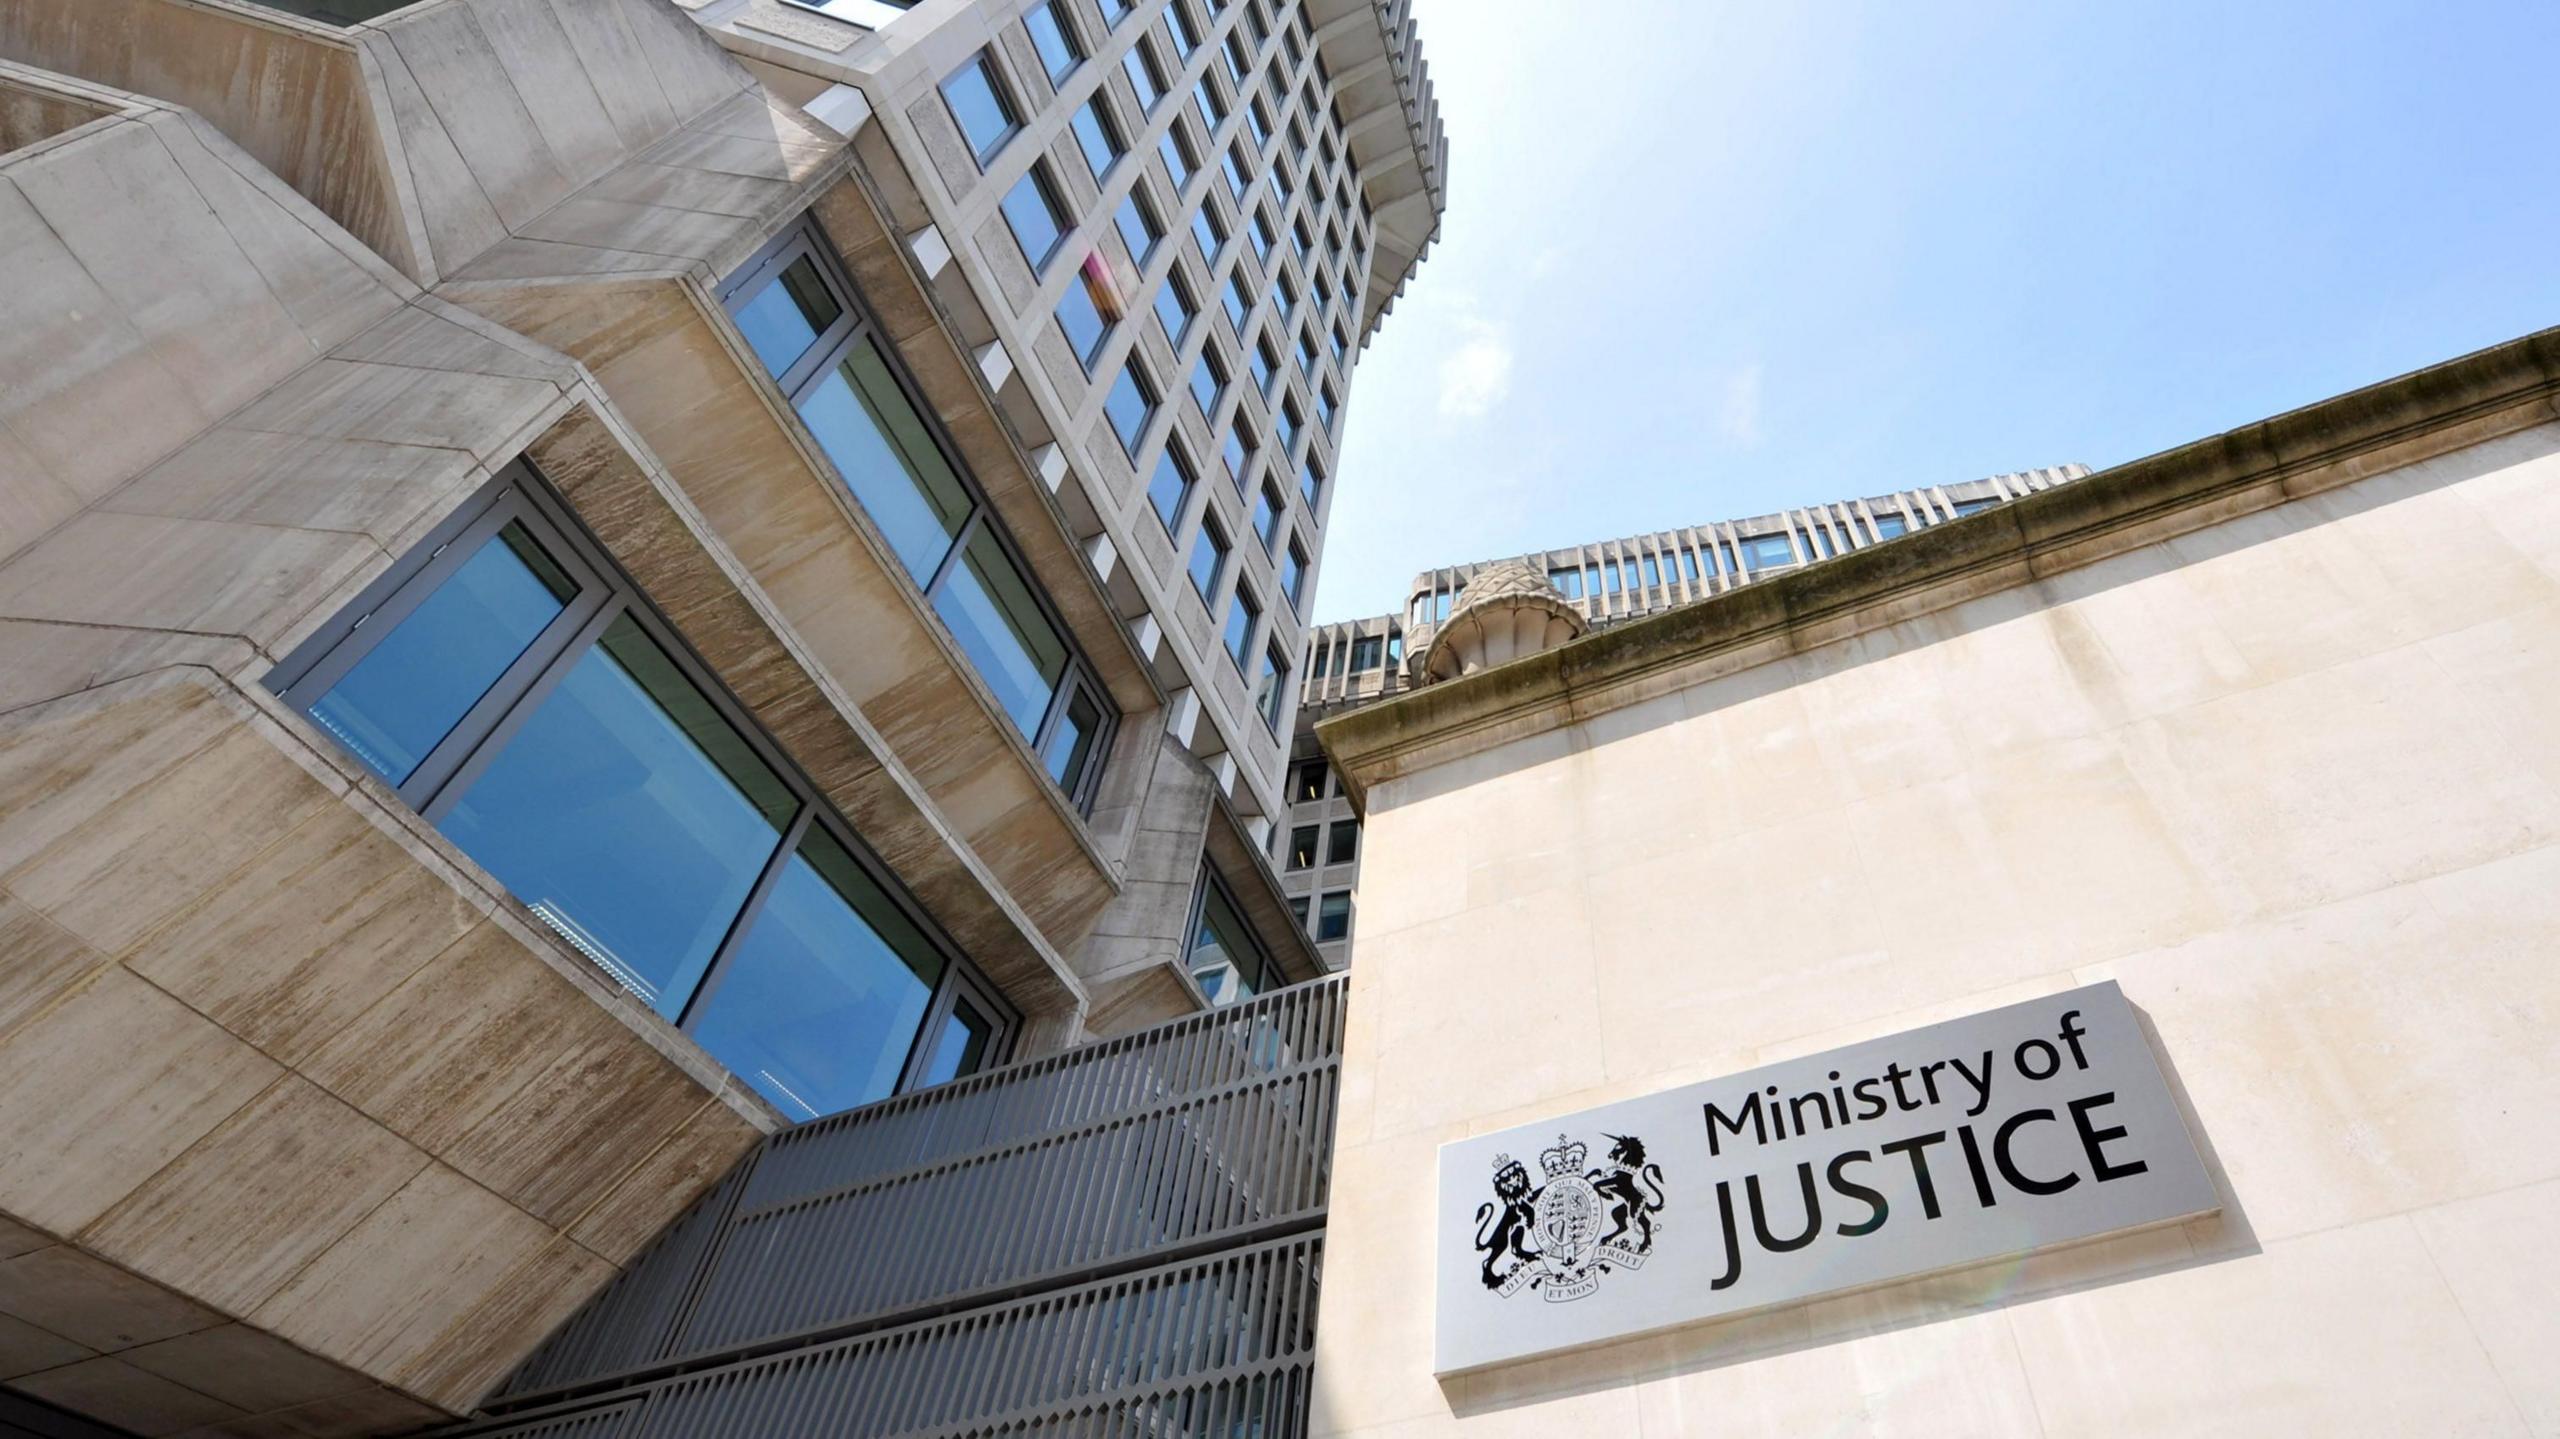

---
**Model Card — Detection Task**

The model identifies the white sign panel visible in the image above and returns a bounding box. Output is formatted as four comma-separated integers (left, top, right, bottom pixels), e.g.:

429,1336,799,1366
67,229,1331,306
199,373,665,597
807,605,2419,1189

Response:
1434,981,2217,1374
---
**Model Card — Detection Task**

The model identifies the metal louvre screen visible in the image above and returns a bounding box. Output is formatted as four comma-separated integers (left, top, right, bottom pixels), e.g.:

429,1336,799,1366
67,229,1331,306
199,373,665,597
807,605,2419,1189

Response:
471,978,1346,1433
443,1236,1320,1439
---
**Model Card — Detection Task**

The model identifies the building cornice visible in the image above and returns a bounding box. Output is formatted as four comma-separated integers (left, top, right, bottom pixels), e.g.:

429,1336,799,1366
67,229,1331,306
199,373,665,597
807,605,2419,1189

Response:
1319,324,2560,809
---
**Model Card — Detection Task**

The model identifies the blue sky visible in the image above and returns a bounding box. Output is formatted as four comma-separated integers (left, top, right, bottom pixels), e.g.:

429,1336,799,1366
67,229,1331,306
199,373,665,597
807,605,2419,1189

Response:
1313,0,2560,621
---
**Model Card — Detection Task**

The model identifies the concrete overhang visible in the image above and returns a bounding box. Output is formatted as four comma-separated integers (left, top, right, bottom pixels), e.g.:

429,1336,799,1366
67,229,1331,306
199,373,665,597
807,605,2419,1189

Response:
1306,0,1447,342
1321,324,2560,808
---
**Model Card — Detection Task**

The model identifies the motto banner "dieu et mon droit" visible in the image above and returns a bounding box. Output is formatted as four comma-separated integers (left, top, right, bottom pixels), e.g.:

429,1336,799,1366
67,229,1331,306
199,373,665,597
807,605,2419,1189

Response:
1433,980,2219,1374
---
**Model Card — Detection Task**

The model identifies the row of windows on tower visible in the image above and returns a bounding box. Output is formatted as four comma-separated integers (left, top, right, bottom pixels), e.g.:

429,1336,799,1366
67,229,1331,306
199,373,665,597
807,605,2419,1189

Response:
1287,890,1352,943
1308,629,1398,679
1285,818,1357,870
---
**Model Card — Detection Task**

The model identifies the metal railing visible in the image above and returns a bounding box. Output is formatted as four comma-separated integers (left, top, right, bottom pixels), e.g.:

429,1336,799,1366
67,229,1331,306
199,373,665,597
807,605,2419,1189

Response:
482,978,1347,1425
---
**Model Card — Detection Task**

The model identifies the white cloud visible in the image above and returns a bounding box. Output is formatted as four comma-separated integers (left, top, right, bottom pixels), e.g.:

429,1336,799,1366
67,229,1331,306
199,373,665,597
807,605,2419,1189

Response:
1438,322,1514,420
1715,362,1765,447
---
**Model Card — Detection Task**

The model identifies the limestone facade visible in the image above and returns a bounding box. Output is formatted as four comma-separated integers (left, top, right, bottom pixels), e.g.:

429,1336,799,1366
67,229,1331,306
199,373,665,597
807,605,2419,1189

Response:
1308,331,2560,1437
1281,467,2087,969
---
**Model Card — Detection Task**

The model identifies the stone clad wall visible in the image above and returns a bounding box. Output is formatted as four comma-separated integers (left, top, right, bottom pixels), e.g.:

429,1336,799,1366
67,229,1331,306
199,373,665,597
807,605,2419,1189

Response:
1314,424,2560,1436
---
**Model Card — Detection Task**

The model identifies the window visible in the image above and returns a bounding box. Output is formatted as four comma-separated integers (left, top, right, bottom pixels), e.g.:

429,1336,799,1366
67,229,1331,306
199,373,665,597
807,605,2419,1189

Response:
1223,144,1254,204
1057,279,1109,372
1249,208,1276,262
1114,188,1163,265
720,223,1115,810
1222,419,1254,486
1249,333,1277,395
1191,202,1227,262
1097,0,1132,25
1189,349,1229,420
1147,443,1196,533
1316,383,1339,435
1246,97,1272,149
1187,870,1274,1005
1289,895,1309,928
1072,100,1124,181
1159,124,1196,188
1223,31,1250,86
1287,824,1319,869
270,471,1018,1121
1643,554,1662,588
1253,480,1283,552
1275,399,1301,455
1386,628,1403,664
1953,497,2000,517
1326,819,1358,865
1299,451,1324,510
1680,547,1701,582
1154,271,1197,345
1165,2,1201,59
1187,512,1229,600
1224,269,1253,331
1291,759,1327,802
1256,638,1291,730
1224,585,1260,666
941,54,1018,170
1309,636,1331,678
1195,75,1228,127
1271,270,1296,321
1295,326,1318,375
999,166,1069,273
1348,635,1382,670
1872,511,1909,539
1742,533,1797,570
1025,1,1083,86
1315,890,1350,941
1105,359,1157,458
1122,43,1166,114
1547,565,1584,599
1602,560,1622,593
1281,538,1308,610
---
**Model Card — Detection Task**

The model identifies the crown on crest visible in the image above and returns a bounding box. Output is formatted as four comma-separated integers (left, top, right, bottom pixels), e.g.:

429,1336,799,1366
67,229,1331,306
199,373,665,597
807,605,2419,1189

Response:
1540,1135,1587,1178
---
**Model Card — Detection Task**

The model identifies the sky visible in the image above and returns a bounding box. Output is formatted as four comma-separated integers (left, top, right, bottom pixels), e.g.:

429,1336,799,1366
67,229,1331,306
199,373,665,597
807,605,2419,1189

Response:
1312,0,2560,622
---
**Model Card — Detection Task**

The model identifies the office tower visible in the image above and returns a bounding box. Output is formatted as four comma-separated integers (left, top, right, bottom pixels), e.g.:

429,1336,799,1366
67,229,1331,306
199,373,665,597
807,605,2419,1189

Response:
0,0,1440,1431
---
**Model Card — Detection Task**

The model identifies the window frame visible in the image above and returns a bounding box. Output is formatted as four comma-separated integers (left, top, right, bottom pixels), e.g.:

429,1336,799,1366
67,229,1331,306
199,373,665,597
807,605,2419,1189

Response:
940,51,1021,172
716,218,1120,814
267,465,1020,1107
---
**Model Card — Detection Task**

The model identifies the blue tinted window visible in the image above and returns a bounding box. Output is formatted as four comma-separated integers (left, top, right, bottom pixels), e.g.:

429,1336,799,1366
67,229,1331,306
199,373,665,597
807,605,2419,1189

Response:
1154,276,1194,344
1148,448,1194,531
731,255,842,379
1000,170,1066,272
1025,1,1082,85
918,996,996,1087
1873,512,1909,539
1253,483,1281,551
1122,46,1164,113
1072,101,1122,180
1187,517,1227,599
1041,686,1102,793
1282,542,1308,609
1743,533,1797,570
1115,191,1161,263
1106,362,1155,457
1058,277,1109,371
796,339,972,583
942,55,1018,169
307,523,574,785
933,527,1069,737
691,826,942,1118
1191,351,1225,415
1224,588,1258,664
1159,129,1193,187
437,613,795,1020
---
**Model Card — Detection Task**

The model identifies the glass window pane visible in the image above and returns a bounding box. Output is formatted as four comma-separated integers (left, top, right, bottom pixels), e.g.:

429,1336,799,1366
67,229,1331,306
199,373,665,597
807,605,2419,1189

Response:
1105,363,1155,456
1059,281,1109,371
1073,102,1121,179
732,255,842,380
1148,450,1193,531
1027,1,1081,84
690,826,945,1120
918,995,997,1087
1000,172,1065,271
1042,684,1104,794
943,56,1017,168
307,521,576,786
1186,879,1265,1005
932,525,1069,738
798,338,974,584
437,612,796,1018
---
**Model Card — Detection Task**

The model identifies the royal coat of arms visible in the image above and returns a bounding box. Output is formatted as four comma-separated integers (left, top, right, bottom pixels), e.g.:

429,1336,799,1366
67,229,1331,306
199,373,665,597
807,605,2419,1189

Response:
1472,1133,1667,1302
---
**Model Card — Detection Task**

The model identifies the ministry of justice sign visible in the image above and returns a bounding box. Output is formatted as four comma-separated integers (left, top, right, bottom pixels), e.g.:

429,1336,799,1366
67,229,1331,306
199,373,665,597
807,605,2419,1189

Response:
1434,981,2218,1374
